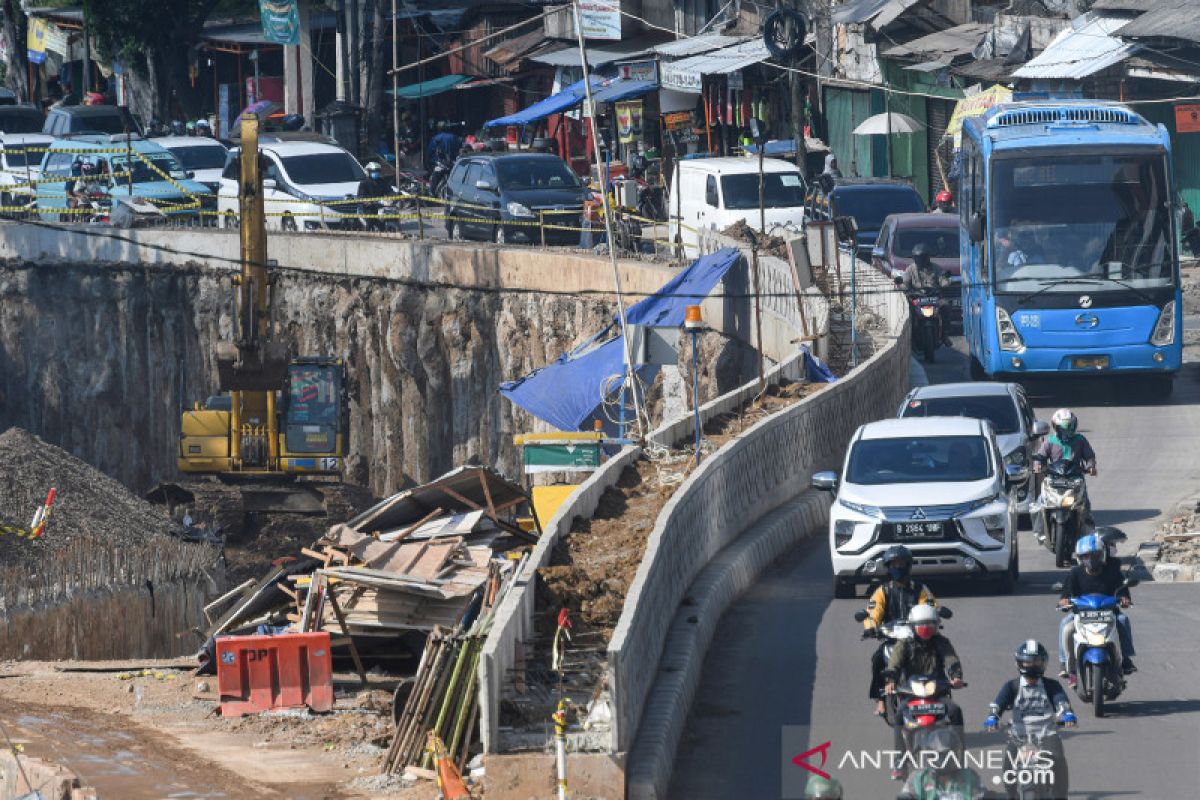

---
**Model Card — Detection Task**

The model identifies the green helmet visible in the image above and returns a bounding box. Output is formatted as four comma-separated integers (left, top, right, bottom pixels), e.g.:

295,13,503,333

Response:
805,774,844,799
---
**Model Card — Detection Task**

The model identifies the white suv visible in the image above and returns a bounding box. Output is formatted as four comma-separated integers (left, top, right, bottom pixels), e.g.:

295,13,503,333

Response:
217,138,366,231
813,416,1025,598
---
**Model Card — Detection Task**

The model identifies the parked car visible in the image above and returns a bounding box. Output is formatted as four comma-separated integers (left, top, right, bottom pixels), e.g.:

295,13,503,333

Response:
812,416,1024,597
43,105,141,137
0,104,45,134
667,156,808,253
155,136,229,193
806,177,926,260
896,382,1048,515
872,212,962,321
36,135,213,224
443,152,587,246
217,138,366,231
0,133,53,213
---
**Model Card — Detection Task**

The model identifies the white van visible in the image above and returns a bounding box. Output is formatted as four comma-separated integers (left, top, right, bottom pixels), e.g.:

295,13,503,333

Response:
667,156,808,254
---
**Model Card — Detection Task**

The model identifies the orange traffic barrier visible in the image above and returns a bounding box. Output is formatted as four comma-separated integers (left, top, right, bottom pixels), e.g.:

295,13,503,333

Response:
216,631,333,717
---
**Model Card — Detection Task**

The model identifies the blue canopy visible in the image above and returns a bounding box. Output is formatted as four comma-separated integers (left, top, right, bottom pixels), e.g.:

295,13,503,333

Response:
591,78,657,105
483,77,599,128
500,249,744,431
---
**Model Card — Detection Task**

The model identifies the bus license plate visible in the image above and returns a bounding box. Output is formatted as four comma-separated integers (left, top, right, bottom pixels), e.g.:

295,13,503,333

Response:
894,522,943,538
1073,356,1109,370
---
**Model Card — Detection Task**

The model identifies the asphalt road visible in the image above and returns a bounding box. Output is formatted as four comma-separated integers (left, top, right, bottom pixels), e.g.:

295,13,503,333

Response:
669,339,1200,798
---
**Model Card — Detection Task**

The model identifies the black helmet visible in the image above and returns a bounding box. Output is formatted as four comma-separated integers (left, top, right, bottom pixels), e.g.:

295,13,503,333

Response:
1015,639,1048,678
911,242,931,264
883,545,913,581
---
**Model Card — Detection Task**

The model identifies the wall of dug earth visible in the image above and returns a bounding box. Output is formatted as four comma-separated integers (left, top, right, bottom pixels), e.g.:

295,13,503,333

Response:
0,225,751,498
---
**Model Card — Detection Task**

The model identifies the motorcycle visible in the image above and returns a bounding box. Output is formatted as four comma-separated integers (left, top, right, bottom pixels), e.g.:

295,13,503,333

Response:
1032,457,1088,568
428,156,453,200
994,721,1069,800
394,170,427,209
894,278,946,363
1057,575,1138,718
358,200,402,233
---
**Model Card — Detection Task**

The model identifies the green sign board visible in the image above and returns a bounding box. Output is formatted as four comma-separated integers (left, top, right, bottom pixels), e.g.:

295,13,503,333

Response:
522,443,601,474
260,0,300,46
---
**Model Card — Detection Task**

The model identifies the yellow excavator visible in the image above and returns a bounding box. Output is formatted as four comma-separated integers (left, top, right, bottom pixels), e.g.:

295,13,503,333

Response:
168,114,350,517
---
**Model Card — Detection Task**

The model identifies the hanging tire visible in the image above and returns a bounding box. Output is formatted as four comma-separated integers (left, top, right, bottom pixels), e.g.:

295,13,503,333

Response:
1090,663,1105,717
763,9,808,60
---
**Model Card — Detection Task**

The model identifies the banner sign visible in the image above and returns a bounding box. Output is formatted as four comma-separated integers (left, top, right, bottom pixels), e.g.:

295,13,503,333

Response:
578,1,621,41
259,0,301,46
945,84,1012,148
661,61,702,93
663,111,693,131
616,100,643,144
1176,103,1200,134
618,60,657,83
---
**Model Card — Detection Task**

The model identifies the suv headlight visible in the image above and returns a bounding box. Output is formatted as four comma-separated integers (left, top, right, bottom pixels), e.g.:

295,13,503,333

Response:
834,520,856,548
1151,300,1175,346
996,307,1024,352
840,499,881,518
1005,449,1026,467
506,200,534,218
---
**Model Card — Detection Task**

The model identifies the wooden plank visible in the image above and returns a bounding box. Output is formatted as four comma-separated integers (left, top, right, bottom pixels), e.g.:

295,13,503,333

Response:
325,578,369,687
203,578,256,617
390,506,446,543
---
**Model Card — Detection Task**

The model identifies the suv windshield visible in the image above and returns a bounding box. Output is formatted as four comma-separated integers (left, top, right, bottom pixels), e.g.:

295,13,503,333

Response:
280,151,365,184
0,109,43,133
847,435,992,485
110,151,187,183
168,144,227,170
495,159,578,190
991,153,1173,291
836,188,924,231
895,228,958,258
900,396,1019,434
720,172,805,209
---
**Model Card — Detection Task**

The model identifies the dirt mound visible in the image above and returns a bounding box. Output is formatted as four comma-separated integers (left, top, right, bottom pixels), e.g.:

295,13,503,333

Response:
0,427,176,567
721,219,791,258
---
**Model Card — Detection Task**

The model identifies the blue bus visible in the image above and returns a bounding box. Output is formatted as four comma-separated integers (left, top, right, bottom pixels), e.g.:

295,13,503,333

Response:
959,102,1181,394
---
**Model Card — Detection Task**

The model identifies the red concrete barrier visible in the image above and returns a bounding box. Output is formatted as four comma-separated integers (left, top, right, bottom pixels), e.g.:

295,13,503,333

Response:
216,631,334,716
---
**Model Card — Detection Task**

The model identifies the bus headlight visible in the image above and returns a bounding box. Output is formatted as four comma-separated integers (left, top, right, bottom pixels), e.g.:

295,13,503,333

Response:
996,307,1025,352
1151,300,1175,346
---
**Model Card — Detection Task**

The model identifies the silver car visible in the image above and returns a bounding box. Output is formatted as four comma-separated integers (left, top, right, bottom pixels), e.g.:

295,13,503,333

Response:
897,382,1048,515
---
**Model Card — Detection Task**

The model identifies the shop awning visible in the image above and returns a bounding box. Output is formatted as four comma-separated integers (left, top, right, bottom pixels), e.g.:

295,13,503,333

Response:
483,77,600,128
389,74,473,99
529,37,661,67
660,39,771,93
592,78,657,104
652,34,748,58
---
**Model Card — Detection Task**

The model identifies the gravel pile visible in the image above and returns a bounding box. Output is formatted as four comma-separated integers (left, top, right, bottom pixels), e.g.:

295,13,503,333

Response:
0,427,176,567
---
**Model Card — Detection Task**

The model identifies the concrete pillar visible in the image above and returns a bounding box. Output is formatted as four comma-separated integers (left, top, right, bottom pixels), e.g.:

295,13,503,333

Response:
284,0,316,126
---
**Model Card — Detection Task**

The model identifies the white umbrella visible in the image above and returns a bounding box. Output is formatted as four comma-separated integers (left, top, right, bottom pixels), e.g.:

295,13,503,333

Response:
852,112,923,136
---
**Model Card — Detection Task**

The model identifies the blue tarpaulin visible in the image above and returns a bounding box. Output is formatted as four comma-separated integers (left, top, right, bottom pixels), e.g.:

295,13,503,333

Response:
591,78,657,105
500,249,743,431
483,77,599,128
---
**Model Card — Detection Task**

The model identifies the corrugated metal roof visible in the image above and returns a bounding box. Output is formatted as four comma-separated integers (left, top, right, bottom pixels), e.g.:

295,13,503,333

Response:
882,22,990,61
530,38,659,67
653,34,748,57
1115,0,1200,44
1012,13,1139,80
484,29,556,67
659,39,771,93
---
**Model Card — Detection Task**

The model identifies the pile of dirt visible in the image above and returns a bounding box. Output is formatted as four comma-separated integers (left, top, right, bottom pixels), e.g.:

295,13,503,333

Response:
540,458,678,633
721,219,791,258
703,379,826,448
0,427,177,568
1155,498,1200,566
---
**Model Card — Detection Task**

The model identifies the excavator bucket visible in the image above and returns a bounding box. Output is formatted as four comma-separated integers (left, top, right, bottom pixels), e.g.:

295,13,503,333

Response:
216,341,291,392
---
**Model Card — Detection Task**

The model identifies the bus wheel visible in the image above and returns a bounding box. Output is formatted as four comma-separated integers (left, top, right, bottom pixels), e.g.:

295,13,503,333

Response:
969,355,986,381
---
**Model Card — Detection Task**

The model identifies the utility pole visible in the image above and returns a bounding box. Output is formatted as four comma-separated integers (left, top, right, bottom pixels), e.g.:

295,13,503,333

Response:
391,0,400,176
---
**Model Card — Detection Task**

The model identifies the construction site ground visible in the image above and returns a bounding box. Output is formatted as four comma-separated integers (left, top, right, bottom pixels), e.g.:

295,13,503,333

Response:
0,659,427,799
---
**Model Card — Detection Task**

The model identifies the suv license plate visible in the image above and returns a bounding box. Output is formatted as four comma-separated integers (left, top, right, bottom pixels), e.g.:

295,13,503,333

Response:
1073,355,1110,370
895,522,943,538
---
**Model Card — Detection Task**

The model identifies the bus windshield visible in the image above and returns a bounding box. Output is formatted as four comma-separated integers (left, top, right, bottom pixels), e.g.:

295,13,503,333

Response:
991,153,1173,293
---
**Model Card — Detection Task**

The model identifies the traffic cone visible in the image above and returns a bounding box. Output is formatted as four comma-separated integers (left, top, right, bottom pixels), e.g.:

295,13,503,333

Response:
428,731,471,799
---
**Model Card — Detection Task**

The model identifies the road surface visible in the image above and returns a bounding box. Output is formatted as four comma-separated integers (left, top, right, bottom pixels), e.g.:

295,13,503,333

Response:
669,341,1200,798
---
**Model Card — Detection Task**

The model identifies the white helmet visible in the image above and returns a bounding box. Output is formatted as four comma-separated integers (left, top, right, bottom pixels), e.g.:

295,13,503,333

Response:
1050,408,1078,438
908,604,939,626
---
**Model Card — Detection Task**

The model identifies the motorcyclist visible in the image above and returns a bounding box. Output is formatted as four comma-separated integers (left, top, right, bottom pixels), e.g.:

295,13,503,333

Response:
357,161,392,200
804,774,844,799
195,119,213,138
933,189,954,214
1058,533,1135,677
897,726,988,799
1034,408,1097,526
984,640,1076,799
67,159,108,210
863,545,938,716
901,243,954,347
427,121,461,170
883,604,965,726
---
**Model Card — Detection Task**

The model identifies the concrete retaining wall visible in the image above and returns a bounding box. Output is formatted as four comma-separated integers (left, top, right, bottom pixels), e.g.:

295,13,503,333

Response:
611,255,909,794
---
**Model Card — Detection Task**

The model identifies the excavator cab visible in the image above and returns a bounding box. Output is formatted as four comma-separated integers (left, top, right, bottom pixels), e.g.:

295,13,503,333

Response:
279,358,347,472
